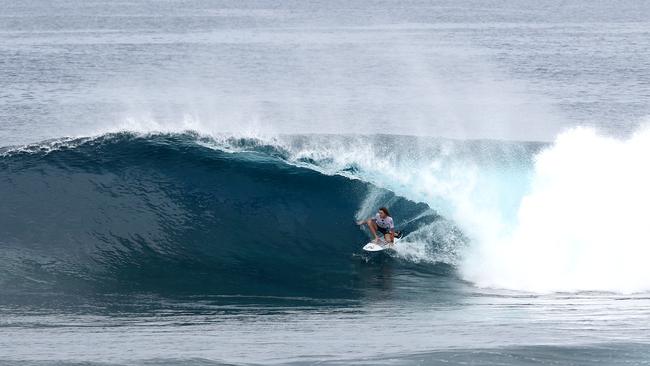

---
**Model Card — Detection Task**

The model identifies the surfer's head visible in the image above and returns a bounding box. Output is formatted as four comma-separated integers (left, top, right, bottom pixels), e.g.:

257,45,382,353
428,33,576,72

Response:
378,207,390,218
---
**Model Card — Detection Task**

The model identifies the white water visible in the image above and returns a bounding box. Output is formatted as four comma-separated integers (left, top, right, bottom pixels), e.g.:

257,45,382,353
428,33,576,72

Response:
462,126,650,294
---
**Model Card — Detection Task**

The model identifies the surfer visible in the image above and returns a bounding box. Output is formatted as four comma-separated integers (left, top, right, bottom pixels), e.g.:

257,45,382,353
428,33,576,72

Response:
357,207,396,244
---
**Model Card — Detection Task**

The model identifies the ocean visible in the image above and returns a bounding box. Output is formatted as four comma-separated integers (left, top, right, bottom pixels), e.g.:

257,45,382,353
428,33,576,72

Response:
1,1,650,365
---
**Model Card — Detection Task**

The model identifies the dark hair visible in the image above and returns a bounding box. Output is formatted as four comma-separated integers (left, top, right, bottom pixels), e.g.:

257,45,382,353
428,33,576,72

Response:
379,207,390,217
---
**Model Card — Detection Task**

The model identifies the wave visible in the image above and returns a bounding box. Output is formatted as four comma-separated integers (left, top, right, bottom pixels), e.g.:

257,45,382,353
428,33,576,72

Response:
3,126,650,296
0,133,444,298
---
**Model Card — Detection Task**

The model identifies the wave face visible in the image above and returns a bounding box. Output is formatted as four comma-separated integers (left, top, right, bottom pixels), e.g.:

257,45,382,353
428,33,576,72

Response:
0,133,440,299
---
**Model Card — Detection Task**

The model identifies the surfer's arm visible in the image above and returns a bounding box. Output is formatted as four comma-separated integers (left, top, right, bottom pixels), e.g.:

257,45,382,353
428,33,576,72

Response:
389,230,395,243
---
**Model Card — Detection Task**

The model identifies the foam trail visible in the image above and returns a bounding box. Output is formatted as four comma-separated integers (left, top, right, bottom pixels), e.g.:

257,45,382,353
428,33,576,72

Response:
462,126,650,293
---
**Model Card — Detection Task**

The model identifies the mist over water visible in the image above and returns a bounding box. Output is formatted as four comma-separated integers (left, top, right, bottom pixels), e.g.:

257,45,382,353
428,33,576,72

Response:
4,0,650,147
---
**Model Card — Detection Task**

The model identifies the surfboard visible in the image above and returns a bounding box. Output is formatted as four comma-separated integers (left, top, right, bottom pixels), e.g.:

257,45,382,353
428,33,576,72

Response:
362,236,401,252
362,241,394,252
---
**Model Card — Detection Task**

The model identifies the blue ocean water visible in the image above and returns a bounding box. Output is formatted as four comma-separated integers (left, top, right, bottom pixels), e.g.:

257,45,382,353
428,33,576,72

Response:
2,1,650,365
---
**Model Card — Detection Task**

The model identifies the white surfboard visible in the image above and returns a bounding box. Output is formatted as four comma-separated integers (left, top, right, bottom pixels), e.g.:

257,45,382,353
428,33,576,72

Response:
362,237,401,252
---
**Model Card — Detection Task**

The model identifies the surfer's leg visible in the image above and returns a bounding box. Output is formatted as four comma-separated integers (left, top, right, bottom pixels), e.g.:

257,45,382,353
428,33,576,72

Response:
366,219,379,241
